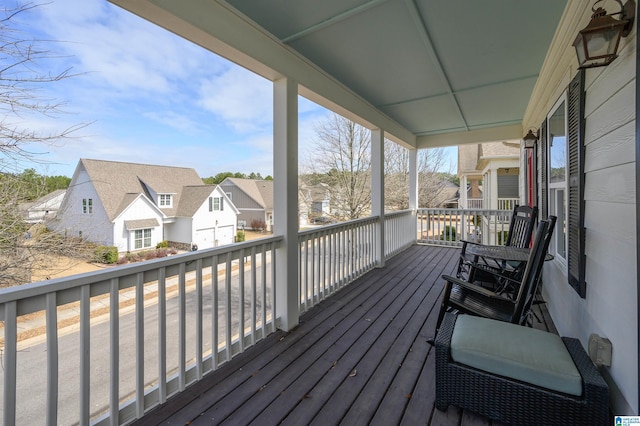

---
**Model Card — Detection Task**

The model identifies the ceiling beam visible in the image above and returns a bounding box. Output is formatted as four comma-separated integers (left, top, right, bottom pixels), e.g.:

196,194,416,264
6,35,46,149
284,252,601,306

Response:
281,0,391,44
416,123,523,149
403,0,468,131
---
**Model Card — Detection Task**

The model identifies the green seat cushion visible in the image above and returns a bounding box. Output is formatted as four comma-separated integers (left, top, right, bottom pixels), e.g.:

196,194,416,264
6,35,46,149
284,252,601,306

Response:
450,315,583,396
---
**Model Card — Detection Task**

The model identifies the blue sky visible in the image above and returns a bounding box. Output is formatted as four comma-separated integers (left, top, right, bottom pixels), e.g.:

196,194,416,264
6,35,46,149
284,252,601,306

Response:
9,0,454,178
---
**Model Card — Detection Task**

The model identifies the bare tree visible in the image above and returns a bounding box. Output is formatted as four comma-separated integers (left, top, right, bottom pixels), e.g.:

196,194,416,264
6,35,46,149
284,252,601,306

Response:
304,113,371,220
384,141,456,210
0,3,89,287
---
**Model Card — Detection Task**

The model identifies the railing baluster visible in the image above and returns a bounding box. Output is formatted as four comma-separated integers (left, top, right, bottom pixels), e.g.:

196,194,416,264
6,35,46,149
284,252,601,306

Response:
251,246,257,346
4,301,17,426
158,267,167,404
261,247,267,334
196,259,203,380
135,272,145,418
270,241,277,333
110,278,119,425
80,285,90,425
211,254,219,370
225,252,232,361
46,292,58,425
238,248,245,354
178,263,186,391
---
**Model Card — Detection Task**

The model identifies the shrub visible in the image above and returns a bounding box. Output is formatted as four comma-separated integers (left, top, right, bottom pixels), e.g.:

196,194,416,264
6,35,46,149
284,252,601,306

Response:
95,245,119,264
168,248,177,255
497,231,509,245
116,256,128,265
236,230,246,242
250,219,266,231
155,248,168,258
440,226,457,241
156,240,169,249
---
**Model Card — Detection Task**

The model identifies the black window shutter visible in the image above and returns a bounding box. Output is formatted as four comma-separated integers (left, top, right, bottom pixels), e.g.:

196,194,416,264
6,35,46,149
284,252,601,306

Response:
539,119,548,220
567,69,587,298
221,198,224,211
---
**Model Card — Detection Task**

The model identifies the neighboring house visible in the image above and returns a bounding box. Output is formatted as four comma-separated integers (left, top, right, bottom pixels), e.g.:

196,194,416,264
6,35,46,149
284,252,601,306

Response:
432,180,459,208
21,189,66,224
53,159,238,252
457,141,520,210
299,181,331,226
219,178,273,231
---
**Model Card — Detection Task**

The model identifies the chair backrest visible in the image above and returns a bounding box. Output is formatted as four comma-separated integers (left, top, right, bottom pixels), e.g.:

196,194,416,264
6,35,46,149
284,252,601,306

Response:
511,216,557,324
505,205,538,248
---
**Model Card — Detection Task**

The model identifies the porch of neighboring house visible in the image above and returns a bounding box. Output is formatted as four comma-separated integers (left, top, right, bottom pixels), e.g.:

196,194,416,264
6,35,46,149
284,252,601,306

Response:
133,243,557,425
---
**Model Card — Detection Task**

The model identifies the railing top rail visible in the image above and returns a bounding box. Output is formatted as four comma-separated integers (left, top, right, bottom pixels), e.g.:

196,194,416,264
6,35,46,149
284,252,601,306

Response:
383,209,413,218
298,215,379,238
0,235,283,305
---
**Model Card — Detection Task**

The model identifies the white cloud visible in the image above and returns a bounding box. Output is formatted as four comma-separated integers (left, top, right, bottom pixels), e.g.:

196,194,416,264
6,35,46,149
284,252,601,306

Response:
197,67,272,133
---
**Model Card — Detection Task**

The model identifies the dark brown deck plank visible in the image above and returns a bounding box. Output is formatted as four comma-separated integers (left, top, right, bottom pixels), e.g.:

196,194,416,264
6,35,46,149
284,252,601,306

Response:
133,244,557,426
152,246,426,425
192,245,439,424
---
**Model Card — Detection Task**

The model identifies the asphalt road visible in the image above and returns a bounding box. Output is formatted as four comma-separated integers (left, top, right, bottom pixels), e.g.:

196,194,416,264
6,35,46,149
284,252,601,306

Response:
0,260,273,425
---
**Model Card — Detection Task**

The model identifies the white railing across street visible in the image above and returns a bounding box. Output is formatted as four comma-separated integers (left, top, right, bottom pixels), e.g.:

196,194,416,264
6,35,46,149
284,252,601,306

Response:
0,237,280,426
417,208,514,247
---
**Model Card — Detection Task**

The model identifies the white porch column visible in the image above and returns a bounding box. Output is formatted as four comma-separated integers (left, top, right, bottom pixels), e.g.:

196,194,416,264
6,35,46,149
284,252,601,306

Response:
489,167,499,210
409,148,418,243
273,77,299,331
371,128,385,267
460,175,468,208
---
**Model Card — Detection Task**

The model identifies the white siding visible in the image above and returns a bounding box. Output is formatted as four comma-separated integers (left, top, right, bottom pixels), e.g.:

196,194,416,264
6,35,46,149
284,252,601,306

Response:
113,197,164,252
54,170,113,246
524,1,637,414
166,217,192,245
191,188,237,248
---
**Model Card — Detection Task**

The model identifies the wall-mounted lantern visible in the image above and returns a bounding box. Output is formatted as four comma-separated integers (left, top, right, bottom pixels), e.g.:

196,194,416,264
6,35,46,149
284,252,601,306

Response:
573,0,636,69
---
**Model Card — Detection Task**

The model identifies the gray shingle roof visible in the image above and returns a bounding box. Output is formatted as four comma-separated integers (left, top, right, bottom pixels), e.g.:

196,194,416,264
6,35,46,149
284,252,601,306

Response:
79,159,205,220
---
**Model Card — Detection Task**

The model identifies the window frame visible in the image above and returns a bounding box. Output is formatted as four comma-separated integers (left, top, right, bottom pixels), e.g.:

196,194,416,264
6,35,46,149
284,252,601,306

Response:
538,70,586,298
134,228,152,250
547,94,568,264
159,194,172,207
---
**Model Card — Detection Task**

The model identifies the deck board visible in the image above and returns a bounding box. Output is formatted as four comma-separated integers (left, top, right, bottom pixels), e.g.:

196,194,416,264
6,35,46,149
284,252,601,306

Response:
132,244,556,426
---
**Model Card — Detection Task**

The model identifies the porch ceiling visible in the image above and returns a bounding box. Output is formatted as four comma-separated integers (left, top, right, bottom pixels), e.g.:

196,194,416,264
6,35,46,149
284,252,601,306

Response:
109,0,568,148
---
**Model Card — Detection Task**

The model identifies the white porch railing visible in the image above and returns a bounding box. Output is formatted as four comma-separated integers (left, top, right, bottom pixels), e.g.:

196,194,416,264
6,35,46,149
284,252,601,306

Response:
0,208,518,425
497,198,519,211
384,210,415,259
298,217,378,314
417,208,513,247
0,237,280,426
466,198,483,209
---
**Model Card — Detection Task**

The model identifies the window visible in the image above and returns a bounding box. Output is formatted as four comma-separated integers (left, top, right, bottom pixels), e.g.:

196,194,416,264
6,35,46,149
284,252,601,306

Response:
539,70,586,298
159,194,172,207
548,96,567,261
134,229,152,249
211,197,223,211
225,192,232,201
82,198,93,214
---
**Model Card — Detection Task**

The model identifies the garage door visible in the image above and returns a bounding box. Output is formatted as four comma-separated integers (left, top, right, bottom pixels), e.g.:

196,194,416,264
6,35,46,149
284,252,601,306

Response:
217,225,234,246
194,228,214,249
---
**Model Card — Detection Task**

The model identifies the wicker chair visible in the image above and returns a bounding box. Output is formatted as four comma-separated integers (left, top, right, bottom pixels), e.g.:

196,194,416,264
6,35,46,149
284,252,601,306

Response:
435,313,609,425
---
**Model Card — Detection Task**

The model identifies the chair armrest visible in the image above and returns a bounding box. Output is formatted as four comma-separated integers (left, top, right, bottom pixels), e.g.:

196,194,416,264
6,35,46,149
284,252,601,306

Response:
441,274,505,299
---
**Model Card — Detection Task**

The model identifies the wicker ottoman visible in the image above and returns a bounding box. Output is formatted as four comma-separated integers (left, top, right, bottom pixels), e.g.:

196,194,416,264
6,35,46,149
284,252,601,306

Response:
435,313,609,425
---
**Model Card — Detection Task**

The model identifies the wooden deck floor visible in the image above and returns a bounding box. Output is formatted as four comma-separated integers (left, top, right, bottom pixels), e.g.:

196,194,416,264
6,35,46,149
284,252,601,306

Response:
133,244,556,426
